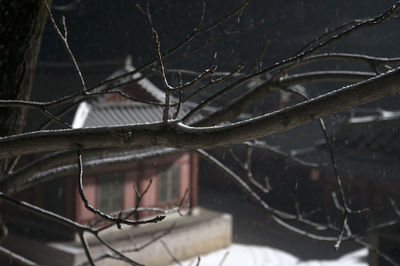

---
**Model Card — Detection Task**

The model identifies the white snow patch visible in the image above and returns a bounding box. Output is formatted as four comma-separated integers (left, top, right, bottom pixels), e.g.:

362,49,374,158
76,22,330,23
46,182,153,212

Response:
175,244,367,266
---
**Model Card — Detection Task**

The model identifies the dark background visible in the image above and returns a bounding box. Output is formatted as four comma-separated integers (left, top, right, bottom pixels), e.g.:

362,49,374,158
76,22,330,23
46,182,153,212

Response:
41,0,400,67
29,1,400,262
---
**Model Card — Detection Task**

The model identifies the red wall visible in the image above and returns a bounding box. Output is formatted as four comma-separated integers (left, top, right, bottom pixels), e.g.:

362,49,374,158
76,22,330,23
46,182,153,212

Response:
71,152,198,224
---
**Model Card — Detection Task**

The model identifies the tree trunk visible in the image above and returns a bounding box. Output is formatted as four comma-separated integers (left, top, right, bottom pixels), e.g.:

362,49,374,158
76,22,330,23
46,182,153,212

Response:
0,0,51,176
0,0,50,137
0,0,51,241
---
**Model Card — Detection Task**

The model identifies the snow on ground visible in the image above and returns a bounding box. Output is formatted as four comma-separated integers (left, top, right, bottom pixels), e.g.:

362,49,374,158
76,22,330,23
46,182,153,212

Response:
175,244,368,266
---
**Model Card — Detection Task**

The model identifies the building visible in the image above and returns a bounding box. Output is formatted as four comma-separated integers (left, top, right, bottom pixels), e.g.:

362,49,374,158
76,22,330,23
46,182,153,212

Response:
287,108,400,265
1,58,232,265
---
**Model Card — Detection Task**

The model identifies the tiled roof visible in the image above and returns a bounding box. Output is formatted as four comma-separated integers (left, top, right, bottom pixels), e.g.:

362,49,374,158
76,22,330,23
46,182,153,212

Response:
81,101,200,128
84,102,163,127
292,108,400,180
72,58,187,159
335,108,400,154
72,100,184,161
71,57,247,162
72,56,207,128
102,62,166,103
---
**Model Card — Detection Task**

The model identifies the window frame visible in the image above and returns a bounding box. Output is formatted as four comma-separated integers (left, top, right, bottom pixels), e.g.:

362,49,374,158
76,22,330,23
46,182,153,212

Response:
157,164,181,203
97,173,124,214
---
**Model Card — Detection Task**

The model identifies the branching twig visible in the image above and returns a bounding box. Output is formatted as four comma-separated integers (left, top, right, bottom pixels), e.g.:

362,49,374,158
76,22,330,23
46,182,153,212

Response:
4,65,400,160
181,64,244,108
229,147,271,194
389,198,400,217
44,0,86,93
218,251,230,266
78,232,95,266
121,179,154,221
251,39,270,71
76,149,165,226
160,239,182,266
198,149,398,264
40,108,72,129
82,224,176,266
0,187,150,266
149,16,217,122
0,246,38,266
173,72,184,119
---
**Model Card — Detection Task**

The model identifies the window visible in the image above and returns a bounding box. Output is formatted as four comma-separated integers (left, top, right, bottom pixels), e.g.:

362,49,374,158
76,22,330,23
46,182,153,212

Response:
158,165,180,203
97,173,123,213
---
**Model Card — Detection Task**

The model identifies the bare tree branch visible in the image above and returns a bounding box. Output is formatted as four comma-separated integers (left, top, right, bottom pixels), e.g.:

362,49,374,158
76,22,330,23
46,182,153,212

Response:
281,53,400,74
1,148,177,194
279,71,375,86
0,246,38,266
52,0,81,12
81,224,176,266
2,66,400,159
76,150,165,226
43,0,86,92
160,239,182,266
78,232,95,266
2,1,400,264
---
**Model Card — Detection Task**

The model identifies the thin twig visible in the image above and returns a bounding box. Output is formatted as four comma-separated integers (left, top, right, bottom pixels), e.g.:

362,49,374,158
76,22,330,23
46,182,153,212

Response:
181,64,244,106
44,0,86,93
41,108,72,129
0,246,38,266
218,251,230,266
125,179,153,220
173,72,183,119
160,239,182,266
196,257,201,266
53,0,81,11
83,224,176,266
389,198,400,216
251,39,270,71
76,149,165,226
94,234,144,266
78,232,95,266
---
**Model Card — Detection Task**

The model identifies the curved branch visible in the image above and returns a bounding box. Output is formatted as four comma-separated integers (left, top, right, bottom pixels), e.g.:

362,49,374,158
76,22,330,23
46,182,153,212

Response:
76,151,165,226
197,149,296,220
193,82,277,127
1,67,399,159
1,148,177,194
279,71,375,86
0,246,38,266
272,216,348,242
44,0,86,92
283,53,400,73
0,192,91,231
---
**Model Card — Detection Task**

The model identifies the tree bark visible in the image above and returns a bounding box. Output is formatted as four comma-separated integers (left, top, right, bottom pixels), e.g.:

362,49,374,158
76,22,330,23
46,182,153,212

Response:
0,0,50,137
0,0,51,243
